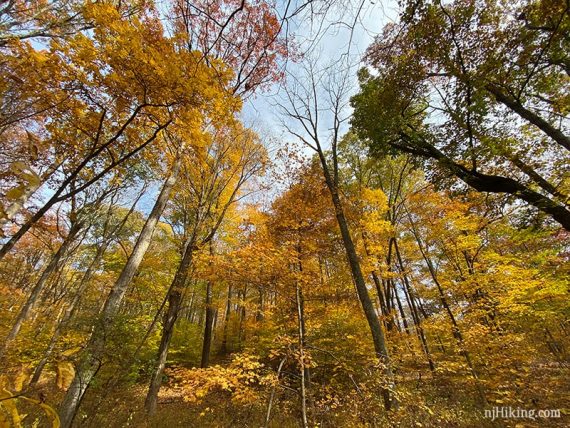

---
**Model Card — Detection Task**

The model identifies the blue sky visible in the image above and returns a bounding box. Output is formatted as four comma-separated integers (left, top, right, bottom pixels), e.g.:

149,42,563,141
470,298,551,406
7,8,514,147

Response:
241,0,398,133
236,0,399,206
8,1,401,223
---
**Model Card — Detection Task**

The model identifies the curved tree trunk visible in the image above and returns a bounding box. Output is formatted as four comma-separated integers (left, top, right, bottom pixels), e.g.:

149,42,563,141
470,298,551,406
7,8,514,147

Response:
398,135,570,231
486,83,570,152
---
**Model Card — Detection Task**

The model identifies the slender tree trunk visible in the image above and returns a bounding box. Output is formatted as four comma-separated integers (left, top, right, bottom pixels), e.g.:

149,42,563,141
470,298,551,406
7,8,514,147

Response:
212,309,219,340
382,278,395,331
145,237,195,414
318,154,396,410
385,239,398,331
389,285,403,333
0,117,170,261
200,279,215,368
416,296,430,320
401,276,435,370
186,289,196,321
372,272,389,329
393,238,435,370
363,235,389,328
3,220,82,349
392,279,410,334
145,289,182,413
237,285,247,349
296,255,311,389
31,195,133,385
296,282,309,428
408,216,486,403
264,357,287,428
256,286,265,322
30,241,108,386
220,284,233,354
58,161,180,428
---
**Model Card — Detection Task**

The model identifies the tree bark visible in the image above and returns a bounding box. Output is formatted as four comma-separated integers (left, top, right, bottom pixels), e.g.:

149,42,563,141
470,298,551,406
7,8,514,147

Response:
264,357,287,428
296,282,309,428
2,220,82,349
58,160,180,428
0,116,171,261
392,279,409,334
220,284,233,354
145,239,195,414
237,285,247,349
407,215,486,403
393,238,435,370
486,83,570,152
362,234,389,328
317,151,396,411
396,134,570,230
200,279,215,368
29,240,108,386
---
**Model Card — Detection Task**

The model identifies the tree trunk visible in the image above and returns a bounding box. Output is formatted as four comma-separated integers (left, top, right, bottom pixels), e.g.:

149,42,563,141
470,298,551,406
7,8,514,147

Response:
318,153,396,411
30,240,109,386
382,278,396,331
396,134,570,230
362,234,389,327
237,285,247,349
408,216,486,403
392,279,410,334
200,279,215,368
393,238,435,370
220,284,233,354
296,282,309,428
264,357,287,428
3,220,82,349
0,117,170,261
486,83,570,152
145,238,195,414
58,160,180,428
372,272,389,329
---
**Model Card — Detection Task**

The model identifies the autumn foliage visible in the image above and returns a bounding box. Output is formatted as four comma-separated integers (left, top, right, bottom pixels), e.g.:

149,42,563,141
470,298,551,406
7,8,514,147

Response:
0,1,568,427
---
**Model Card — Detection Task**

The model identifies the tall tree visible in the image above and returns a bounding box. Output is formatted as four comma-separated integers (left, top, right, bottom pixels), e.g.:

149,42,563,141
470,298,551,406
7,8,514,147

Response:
279,60,397,410
144,124,266,414
0,1,235,258
351,0,570,230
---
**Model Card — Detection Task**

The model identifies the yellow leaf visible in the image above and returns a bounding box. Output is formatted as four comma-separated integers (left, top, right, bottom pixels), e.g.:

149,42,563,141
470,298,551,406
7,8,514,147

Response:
61,347,82,357
56,362,75,391
20,396,60,428
5,186,26,201
0,389,22,428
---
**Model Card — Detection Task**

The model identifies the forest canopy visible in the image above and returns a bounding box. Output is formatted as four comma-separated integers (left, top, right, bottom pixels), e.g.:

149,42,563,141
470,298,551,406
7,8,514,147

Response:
0,0,568,427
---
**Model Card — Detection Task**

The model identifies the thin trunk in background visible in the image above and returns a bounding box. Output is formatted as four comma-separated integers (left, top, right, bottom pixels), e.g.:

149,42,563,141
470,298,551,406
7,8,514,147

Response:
2,219,83,350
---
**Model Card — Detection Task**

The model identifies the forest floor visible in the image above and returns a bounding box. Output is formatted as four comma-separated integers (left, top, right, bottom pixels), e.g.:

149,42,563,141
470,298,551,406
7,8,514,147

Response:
22,370,568,428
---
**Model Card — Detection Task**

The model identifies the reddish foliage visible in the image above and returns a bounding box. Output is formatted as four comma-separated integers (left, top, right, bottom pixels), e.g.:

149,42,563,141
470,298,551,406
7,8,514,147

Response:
171,0,293,94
